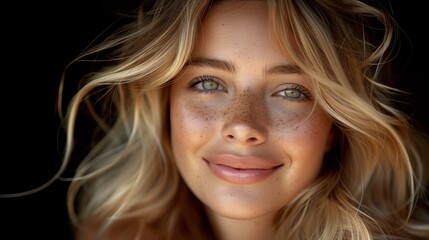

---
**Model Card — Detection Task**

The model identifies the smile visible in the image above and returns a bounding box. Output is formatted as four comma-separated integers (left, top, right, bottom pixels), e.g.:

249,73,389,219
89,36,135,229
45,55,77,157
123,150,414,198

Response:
204,154,283,184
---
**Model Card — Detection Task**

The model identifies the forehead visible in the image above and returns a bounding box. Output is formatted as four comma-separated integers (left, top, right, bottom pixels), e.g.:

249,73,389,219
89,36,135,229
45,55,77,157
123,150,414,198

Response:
192,0,300,71
203,0,269,29
193,1,274,56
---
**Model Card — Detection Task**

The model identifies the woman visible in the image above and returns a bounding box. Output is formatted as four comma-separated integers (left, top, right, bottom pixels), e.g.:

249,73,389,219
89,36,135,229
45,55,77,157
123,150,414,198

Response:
57,0,429,239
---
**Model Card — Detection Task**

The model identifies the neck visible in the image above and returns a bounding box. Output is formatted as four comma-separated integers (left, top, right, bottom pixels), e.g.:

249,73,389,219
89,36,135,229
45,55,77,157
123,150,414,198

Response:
206,209,276,240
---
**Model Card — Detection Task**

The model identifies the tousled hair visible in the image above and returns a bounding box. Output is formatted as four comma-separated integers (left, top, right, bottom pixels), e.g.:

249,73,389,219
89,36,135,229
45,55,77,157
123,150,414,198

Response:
54,0,429,239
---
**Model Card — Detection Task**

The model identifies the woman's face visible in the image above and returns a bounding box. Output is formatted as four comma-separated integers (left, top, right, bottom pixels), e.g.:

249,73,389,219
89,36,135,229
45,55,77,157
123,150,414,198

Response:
170,1,334,220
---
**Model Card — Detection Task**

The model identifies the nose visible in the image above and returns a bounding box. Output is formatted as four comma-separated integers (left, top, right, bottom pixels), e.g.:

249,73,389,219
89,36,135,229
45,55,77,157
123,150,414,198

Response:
221,92,268,146
223,122,267,145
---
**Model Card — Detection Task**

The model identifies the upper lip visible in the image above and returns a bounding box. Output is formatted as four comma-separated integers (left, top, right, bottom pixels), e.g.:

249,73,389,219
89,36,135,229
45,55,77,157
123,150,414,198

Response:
204,153,283,169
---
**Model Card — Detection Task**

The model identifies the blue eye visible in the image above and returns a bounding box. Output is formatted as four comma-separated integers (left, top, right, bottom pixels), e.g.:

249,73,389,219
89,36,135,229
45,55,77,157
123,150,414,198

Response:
190,76,226,93
275,85,311,101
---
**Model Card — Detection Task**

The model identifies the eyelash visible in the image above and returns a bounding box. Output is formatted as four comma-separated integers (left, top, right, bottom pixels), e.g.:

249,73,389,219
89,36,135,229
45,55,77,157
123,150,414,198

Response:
273,85,312,101
189,75,226,93
188,75,312,101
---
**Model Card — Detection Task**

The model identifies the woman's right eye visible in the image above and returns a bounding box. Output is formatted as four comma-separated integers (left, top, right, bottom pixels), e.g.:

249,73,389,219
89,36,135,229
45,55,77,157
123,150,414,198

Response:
190,76,226,93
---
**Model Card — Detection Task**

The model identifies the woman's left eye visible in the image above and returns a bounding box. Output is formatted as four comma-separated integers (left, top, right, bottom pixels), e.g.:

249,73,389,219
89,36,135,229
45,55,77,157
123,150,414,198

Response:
274,85,311,101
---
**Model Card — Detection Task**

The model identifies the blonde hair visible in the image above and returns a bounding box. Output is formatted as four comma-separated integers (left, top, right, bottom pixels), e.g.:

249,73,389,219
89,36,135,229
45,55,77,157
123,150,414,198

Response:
57,0,429,239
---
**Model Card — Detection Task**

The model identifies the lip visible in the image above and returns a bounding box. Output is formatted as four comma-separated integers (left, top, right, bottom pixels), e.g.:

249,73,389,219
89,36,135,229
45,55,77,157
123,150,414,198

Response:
204,154,283,184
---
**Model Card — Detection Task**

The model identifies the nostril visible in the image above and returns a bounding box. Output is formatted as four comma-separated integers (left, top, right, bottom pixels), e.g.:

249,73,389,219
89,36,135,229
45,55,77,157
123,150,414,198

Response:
226,134,259,143
248,137,258,142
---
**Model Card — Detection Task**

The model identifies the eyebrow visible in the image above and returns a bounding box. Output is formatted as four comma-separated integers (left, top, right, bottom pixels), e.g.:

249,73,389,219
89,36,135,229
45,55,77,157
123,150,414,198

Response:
187,57,236,73
265,64,302,75
187,57,302,75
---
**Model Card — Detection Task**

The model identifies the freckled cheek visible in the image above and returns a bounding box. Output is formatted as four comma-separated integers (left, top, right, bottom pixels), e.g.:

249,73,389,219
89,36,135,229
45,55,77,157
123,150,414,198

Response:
269,109,310,134
270,108,332,152
170,98,221,141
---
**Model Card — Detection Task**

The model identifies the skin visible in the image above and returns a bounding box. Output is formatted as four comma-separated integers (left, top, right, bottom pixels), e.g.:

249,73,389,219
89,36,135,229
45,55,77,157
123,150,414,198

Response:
170,1,334,239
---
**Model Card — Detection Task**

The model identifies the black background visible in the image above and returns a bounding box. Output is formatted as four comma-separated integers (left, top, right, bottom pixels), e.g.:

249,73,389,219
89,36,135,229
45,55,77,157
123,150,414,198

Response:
0,1,427,239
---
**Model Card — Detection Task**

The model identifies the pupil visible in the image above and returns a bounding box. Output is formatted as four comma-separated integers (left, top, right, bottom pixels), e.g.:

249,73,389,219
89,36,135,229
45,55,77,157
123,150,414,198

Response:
203,81,217,90
286,89,300,98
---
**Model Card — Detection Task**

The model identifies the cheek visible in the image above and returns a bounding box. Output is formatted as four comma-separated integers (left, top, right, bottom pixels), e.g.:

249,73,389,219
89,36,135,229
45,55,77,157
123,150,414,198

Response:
272,108,333,158
271,109,333,193
170,95,220,152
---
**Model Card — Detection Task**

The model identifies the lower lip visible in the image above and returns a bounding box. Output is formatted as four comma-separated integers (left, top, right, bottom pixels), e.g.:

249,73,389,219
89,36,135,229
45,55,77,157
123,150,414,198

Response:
206,161,280,184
